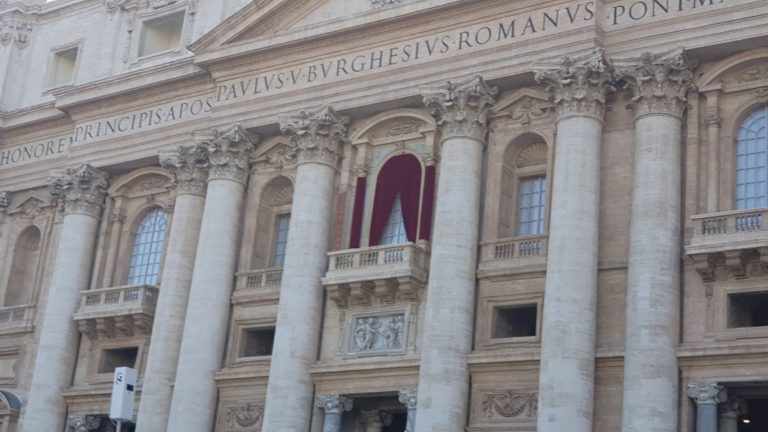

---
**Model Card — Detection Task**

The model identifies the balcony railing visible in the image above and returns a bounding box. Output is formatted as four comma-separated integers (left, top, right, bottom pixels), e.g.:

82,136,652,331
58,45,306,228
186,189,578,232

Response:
74,285,158,339
688,208,768,253
478,235,548,276
236,268,283,291
0,304,35,333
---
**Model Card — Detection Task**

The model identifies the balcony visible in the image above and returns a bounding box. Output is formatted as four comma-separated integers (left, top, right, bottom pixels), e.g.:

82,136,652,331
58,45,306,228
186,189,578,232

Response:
477,235,548,277
231,268,283,305
322,242,430,308
74,285,158,340
0,305,35,335
687,209,768,281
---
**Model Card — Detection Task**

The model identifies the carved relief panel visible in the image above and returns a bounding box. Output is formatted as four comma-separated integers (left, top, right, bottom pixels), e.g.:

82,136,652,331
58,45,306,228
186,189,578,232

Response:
340,305,417,358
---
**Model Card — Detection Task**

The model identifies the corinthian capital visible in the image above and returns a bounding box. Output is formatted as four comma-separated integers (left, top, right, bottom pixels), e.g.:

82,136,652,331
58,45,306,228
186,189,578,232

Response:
423,76,498,142
535,48,616,121
686,383,727,405
615,47,697,118
315,394,353,414
195,125,258,184
398,389,418,410
160,144,209,196
280,106,349,168
49,163,109,218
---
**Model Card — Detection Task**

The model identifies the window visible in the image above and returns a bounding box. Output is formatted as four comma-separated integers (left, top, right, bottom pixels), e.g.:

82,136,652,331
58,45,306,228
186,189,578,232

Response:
239,328,275,358
380,194,408,245
126,209,167,286
272,214,290,268
139,11,185,57
516,176,547,236
492,304,537,338
728,292,768,328
48,47,78,87
736,106,768,210
99,347,138,374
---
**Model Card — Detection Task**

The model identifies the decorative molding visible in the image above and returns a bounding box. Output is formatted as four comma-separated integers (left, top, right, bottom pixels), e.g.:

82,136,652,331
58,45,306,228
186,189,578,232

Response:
0,16,33,50
0,191,9,213
353,163,370,178
315,395,353,414
421,153,438,167
734,64,768,85
505,96,553,129
194,125,259,184
48,163,110,218
371,0,403,9
159,144,210,196
515,142,547,168
615,47,697,118
224,403,263,429
150,0,178,9
535,48,616,121
686,383,727,405
398,389,418,410
351,313,405,353
280,106,350,168
265,144,297,169
66,415,101,432
103,0,129,14
423,76,498,142
723,250,749,279
481,391,538,419
386,121,421,137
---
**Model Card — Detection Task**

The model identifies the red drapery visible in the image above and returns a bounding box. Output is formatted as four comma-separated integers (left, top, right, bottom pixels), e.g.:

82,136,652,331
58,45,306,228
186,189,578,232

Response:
349,176,367,248
369,154,422,246
418,165,436,241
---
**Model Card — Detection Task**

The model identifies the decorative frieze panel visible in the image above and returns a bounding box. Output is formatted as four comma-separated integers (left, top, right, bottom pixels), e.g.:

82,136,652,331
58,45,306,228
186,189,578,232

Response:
222,403,264,431
340,305,416,358
481,391,538,420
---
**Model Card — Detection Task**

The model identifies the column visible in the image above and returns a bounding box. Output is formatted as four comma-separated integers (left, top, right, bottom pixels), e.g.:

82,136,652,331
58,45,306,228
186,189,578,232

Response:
165,126,257,432
533,48,615,432
719,397,744,432
414,76,497,432
617,48,696,432
315,395,352,432
261,106,349,431
21,163,109,432
687,383,727,432
399,389,417,432
136,145,209,432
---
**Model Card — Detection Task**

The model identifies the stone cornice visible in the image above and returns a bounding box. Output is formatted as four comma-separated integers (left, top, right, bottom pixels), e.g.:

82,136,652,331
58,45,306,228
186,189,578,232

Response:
535,48,616,121
615,47,697,119
423,75,498,143
279,106,349,169
48,163,109,218
195,125,258,184
159,144,209,196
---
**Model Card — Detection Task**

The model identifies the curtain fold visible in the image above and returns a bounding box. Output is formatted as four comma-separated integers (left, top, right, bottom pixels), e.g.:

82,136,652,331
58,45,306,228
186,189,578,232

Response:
369,154,422,245
349,176,367,248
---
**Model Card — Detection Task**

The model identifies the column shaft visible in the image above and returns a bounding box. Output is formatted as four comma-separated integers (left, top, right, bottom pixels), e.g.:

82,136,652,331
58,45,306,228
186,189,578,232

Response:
22,164,108,432
136,194,205,431
322,412,342,432
697,403,719,432
621,114,682,432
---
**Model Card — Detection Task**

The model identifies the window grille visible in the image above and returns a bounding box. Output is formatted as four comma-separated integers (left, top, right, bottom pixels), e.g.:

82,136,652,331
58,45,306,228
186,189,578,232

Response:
127,209,167,285
736,106,768,210
380,194,408,245
272,214,291,268
516,176,547,236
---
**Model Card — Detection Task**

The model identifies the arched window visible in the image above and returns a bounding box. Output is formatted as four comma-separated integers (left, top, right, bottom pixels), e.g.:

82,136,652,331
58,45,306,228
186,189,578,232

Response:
5,226,41,307
499,137,549,238
126,209,168,286
736,106,768,209
369,154,423,246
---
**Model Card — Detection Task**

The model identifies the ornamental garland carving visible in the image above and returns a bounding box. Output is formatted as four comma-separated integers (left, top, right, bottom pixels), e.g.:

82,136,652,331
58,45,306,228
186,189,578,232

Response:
423,76,498,142
615,47,697,118
159,144,210,196
0,17,33,50
481,391,538,419
49,163,109,218
279,106,350,168
224,403,263,429
194,125,258,184
534,48,616,121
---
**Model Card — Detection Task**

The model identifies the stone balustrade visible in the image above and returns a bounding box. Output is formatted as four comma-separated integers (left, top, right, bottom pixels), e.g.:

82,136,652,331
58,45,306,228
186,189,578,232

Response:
689,208,767,252
74,284,158,339
0,305,35,334
236,268,284,290
477,235,548,277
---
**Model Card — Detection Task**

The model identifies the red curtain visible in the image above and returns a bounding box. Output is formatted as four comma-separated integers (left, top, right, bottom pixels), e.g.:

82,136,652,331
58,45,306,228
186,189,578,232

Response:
349,177,367,248
418,165,436,241
369,154,422,246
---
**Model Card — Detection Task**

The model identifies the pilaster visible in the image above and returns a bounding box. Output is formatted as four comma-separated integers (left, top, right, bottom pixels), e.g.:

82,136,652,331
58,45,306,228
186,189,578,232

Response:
279,106,350,168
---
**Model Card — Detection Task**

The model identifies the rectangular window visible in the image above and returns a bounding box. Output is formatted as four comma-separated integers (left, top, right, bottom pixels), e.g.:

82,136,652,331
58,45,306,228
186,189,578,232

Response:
239,328,275,358
99,347,139,374
516,176,547,236
49,47,79,87
728,292,768,328
272,214,290,268
139,11,185,57
492,305,537,339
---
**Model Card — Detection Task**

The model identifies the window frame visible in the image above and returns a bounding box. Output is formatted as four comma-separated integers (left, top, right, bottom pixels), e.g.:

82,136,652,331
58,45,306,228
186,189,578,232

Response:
128,4,190,66
478,294,543,350
44,41,83,91
514,174,548,237
124,207,169,287
735,104,768,210
228,317,277,366
269,212,291,268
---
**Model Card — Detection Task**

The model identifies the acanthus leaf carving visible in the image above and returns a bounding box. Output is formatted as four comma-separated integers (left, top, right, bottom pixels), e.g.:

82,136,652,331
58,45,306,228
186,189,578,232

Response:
194,125,258,184
315,395,353,414
279,106,349,168
423,76,498,142
0,16,33,50
49,163,109,218
535,48,616,121
686,383,727,405
160,144,210,196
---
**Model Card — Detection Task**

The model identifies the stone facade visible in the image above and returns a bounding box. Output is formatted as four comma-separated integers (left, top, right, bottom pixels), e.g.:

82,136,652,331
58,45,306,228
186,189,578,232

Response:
1,0,768,431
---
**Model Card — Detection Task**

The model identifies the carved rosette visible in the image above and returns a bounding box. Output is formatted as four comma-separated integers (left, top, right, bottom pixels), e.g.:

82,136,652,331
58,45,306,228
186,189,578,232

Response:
423,76,498,143
616,47,697,119
315,394,353,415
686,383,727,405
279,106,350,168
160,144,210,196
195,125,258,184
49,163,109,218
535,48,616,121
398,389,418,410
